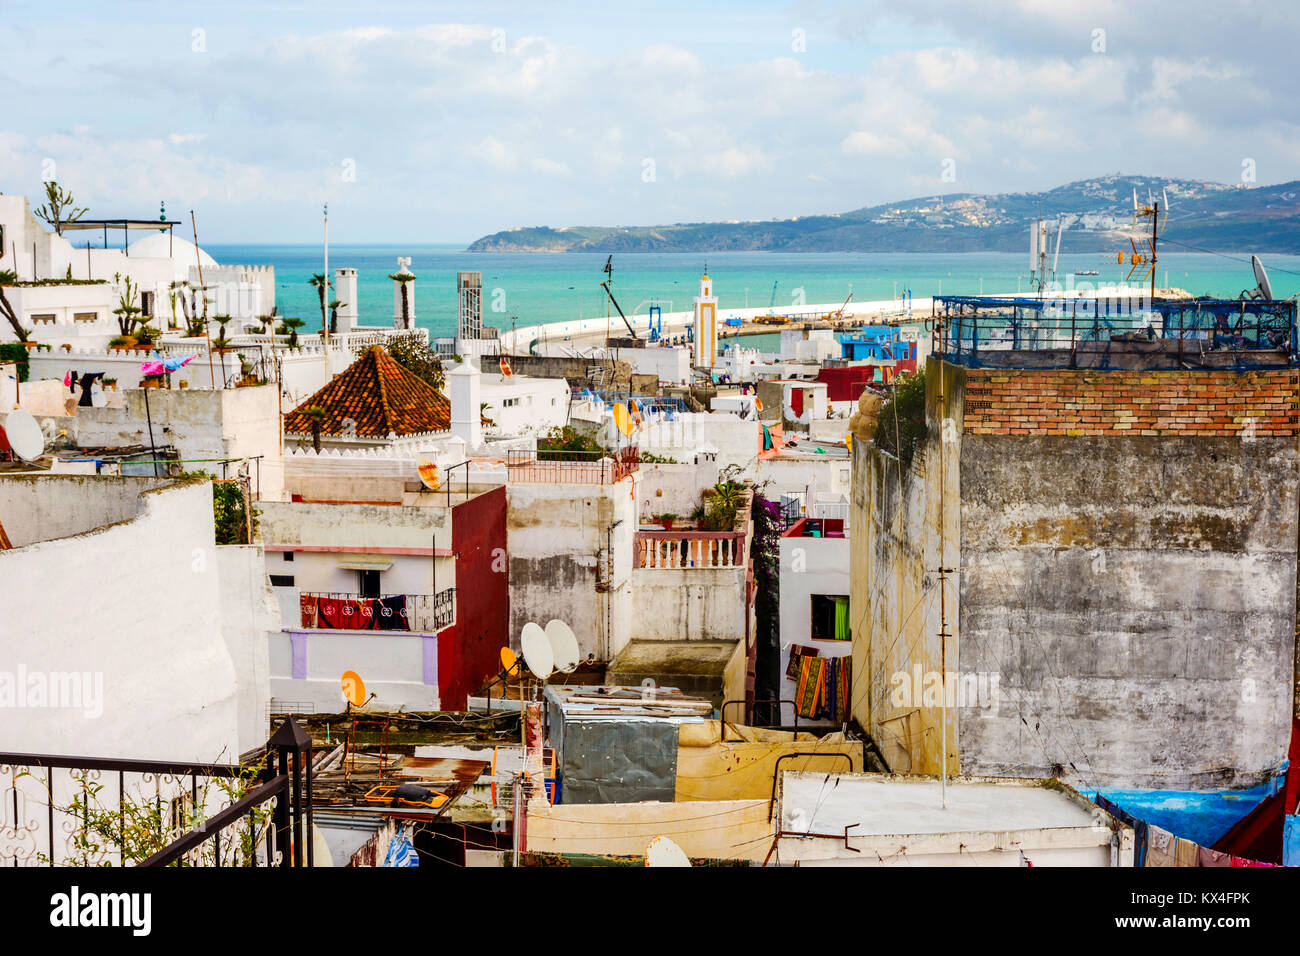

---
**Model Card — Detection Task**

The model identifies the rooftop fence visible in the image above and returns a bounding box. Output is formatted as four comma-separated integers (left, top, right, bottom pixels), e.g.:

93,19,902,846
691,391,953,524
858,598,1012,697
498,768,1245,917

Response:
931,295,1298,370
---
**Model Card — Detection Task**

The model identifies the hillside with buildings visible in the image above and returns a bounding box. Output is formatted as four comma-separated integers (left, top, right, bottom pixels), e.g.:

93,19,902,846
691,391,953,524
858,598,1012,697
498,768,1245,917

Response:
468,174,1300,254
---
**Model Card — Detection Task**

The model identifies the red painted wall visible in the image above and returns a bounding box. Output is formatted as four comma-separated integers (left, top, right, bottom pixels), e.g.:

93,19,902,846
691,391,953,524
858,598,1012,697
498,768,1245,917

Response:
817,363,916,401
441,485,509,710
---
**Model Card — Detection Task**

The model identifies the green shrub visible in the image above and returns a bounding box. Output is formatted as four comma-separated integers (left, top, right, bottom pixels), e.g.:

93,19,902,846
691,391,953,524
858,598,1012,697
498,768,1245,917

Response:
874,368,928,469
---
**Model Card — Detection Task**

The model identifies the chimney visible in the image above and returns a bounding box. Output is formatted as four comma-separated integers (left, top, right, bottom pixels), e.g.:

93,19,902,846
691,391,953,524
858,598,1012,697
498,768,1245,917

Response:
334,268,358,332
447,358,481,450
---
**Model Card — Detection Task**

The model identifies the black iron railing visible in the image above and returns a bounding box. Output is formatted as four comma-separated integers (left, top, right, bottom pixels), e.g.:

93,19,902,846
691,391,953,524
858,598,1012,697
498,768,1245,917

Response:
298,589,456,632
0,718,313,867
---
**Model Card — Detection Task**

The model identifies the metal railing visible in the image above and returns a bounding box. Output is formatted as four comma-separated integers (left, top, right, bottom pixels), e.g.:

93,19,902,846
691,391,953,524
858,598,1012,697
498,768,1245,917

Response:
932,295,1298,370
0,718,312,867
506,445,639,484
298,589,456,632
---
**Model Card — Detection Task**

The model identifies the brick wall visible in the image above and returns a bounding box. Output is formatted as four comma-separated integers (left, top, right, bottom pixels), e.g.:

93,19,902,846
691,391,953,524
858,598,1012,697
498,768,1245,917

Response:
962,368,1299,437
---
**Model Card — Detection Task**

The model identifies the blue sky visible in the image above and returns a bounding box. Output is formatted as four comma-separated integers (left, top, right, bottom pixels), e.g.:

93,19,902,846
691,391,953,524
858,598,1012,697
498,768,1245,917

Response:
0,1,1295,242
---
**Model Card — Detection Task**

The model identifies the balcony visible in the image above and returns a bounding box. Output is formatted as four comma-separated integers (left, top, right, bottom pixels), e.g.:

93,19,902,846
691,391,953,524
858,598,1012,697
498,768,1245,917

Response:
635,531,748,569
297,590,456,632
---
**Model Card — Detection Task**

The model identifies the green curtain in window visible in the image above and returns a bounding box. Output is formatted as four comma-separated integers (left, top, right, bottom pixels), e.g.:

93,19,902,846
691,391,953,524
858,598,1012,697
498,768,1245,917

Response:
833,597,850,641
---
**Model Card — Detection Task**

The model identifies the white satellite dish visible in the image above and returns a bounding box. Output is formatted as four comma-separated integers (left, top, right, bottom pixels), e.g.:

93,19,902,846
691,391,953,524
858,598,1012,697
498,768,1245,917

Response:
645,836,692,868
2,409,44,461
1252,255,1274,300
544,619,580,673
415,455,440,491
519,622,554,679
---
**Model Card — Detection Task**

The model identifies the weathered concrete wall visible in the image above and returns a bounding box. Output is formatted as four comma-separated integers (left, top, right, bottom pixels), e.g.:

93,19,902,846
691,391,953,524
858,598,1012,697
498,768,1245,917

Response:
74,384,284,499
853,362,1300,788
958,425,1298,788
507,478,636,661
527,799,773,861
849,359,962,775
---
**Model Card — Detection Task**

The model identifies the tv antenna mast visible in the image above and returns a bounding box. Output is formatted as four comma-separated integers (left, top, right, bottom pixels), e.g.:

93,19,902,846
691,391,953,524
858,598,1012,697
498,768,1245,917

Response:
1116,186,1168,298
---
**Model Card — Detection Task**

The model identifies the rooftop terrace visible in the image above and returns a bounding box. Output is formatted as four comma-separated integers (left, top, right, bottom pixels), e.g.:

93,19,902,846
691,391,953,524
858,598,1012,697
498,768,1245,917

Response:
932,294,1298,371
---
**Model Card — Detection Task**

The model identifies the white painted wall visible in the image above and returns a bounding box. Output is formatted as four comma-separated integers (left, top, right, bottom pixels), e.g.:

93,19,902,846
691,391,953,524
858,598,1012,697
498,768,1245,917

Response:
778,532,851,726
0,477,242,762
270,628,440,712
638,413,760,477
480,373,568,437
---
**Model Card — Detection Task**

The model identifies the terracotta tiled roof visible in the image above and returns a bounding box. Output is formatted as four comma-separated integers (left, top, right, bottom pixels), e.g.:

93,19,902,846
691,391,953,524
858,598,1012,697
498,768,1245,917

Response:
284,346,450,438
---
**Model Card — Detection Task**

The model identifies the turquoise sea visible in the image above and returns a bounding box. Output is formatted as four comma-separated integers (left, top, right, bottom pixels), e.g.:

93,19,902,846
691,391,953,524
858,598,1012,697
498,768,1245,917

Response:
205,245,1300,340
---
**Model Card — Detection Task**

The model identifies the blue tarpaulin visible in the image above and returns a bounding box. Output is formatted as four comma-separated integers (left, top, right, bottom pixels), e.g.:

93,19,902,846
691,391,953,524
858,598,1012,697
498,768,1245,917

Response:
1285,816,1300,867
1088,773,1285,849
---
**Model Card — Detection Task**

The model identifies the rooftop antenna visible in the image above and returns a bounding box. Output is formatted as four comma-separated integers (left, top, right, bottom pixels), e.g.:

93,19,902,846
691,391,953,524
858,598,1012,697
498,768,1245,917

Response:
323,202,330,357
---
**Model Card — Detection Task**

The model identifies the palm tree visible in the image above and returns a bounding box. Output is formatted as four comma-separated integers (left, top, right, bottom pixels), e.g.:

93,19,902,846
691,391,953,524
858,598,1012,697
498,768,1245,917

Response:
389,271,415,329
328,299,344,334
0,270,31,341
304,406,327,453
309,274,331,334
278,316,305,348
211,314,233,350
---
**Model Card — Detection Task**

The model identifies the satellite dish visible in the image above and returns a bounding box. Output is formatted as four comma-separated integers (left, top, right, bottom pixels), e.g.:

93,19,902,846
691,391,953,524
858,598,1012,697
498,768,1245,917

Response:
519,622,554,679
341,670,367,708
645,836,691,868
1252,255,1274,300
416,456,441,491
2,410,44,461
612,402,633,436
500,646,521,677
544,619,580,673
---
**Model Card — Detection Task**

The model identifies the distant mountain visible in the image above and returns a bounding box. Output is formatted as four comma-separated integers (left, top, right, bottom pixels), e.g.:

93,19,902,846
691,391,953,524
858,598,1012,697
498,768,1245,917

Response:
467,175,1300,254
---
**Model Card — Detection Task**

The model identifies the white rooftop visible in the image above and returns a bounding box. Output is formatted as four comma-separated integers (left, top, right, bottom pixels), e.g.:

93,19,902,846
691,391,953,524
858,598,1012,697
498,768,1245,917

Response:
780,772,1104,836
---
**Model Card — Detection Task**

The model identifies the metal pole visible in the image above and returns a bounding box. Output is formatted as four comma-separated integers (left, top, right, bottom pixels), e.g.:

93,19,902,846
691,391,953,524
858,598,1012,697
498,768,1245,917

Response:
143,385,159,477
191,211,215,389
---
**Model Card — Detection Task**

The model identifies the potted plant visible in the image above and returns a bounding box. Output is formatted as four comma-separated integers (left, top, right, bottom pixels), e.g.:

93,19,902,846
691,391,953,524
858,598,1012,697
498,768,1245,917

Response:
103,377,117,391
657,513,677,530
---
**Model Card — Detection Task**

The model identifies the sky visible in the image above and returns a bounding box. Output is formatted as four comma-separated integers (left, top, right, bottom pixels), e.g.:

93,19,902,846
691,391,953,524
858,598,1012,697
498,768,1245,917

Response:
0,0,1296,242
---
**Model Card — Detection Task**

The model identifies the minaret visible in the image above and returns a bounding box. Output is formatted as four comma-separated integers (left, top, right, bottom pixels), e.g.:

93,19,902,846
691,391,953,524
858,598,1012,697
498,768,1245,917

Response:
693,271,718,369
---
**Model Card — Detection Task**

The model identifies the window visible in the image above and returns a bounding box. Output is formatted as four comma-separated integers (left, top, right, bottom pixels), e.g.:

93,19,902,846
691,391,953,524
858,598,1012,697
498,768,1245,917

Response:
810,594,850,641
283,551,294,562
269,574,295,587
357,569,381,597
30,313,56,325
73,312,98,323
141,291,154,316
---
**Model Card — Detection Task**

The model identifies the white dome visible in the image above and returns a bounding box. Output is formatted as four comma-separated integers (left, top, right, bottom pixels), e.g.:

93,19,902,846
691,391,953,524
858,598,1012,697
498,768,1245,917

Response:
125,232,219,281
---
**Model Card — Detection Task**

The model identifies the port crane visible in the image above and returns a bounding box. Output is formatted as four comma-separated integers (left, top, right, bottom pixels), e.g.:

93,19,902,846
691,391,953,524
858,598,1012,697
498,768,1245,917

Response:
600,255,638,339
